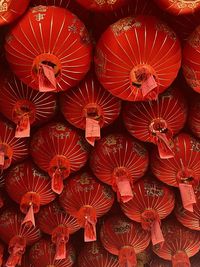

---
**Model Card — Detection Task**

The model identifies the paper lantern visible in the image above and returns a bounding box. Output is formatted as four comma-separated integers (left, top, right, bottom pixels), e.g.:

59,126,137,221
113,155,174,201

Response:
120,177,175,246
29,238,75,267
153,218,200,267
153,0,200,15
60,72,121,146
188,94,200,138
100,214,150,267
123,87,187,159
5,6,92,92
30,122,90,194
5,161,56,227
90,133,149,203
0,118,29,170
59,172,114,242
0,72,57,138
151,133,200,213
75,0,128,12
0,0,30,26
37,201,80,260
0,209,41,267
95,15,181,101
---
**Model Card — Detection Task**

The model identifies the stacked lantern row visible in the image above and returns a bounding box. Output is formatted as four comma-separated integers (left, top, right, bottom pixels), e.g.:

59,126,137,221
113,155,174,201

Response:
1,1,200,267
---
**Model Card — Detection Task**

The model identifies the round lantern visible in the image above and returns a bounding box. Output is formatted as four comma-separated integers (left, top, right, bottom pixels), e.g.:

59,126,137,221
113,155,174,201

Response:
0,209,41,267
100,214,150,267
151,133,200,213
60,72,121,146
123,87,187,159
94,15,181,101
5,6,92,92
59,172,114,242
29,238,75,267
90,133,149,203
0,72,57,138
153,218,200,267
120,177,175,246
0,118,29,170
0,0,30,26
5,161,56,227
182,25,200,93
30,122,90,194
153,0,200,15
78,241,119,267
188,94,200,138
37,201,80,260
75,0,128,12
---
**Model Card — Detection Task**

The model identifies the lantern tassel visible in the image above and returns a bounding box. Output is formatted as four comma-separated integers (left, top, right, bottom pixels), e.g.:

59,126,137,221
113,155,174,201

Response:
6,236,26,267
38,63,57,92
15,114,30,138
52,226,69,260
119,246,137,267
52,168,64,194
85,117,101,146
21,204,35,227
172,251,191,267
154,130,174,159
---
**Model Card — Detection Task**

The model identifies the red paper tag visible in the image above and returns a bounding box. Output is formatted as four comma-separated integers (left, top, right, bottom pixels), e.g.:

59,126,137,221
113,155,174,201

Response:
151,220,164,246
21,204,35,227
84,218,96,242
15,115,30,138
52,170,64,195
115,176,133,203
179,183,196,212
156,132,174,159
85,118,101,146
141,75,157,97
39,63,57,92
0,151,4,166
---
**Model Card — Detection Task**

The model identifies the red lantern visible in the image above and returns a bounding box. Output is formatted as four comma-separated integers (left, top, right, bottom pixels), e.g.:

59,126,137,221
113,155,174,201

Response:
153,0,200,15
0,0,30,26
94,15,181,101
75,0,128,12
5,6,92,92
182,26,200,93
30,122,90,194
29,238,75,267
120,177,175,246
60,72,121,146
0,72,57,138
123,87,188,159
90,133,149,203
0,209,41,267
153,218,200,267
0,118,29,170
59,172,114,242
5,161,56,227
78,241,119,267
151,133,200,213
188,95,200,138
100,214,150,267
37,201,80,260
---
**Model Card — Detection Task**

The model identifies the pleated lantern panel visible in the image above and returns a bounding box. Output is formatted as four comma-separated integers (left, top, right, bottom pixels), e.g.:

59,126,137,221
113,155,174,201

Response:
94,15,181,101
120,177,175,246
153,0,200,15
0,209,41,267
78,241,119,267
151,133,200,213
182,25,200,94
30,122,90,194
100,214,150,267
60,72,121,146
0,0,30,26
37,201,80,260
153,218,200,267
188,94,200,138
29,238,75,267
75,0,129,12
59,171,114,242
5,160,56,227
90,133,149,203
5,5,92,92
0,72,57,138
0,118,29,170
123,87,187,159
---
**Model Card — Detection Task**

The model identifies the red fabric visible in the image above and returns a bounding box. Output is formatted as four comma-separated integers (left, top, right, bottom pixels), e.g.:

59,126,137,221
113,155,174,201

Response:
76,0,128,12
0,0,30,26
95,15,181,101
30,122,90,194
5,6,92,92
120,177,174,245
90,133,149,202
100,214,150,266
29,238,75,267
188,95,200,138
59,172,114,242
0,119,29,170
5,161,56,227
123,87,187,158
